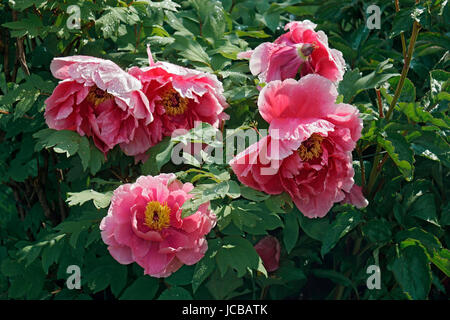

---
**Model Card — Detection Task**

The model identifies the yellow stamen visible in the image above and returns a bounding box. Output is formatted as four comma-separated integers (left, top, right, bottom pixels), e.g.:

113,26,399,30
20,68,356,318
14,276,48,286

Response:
86,86,114,107
298,133,324,161
144,201,171,231
161,88,189,116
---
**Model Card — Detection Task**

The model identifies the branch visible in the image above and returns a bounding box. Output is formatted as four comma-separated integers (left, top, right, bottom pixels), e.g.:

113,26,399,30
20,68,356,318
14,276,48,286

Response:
395,0,407,60
385,21,420,120
12,11,30,76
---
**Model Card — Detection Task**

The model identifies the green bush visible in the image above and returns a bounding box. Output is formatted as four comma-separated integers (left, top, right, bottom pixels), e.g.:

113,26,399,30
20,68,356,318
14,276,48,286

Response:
0,0,448,300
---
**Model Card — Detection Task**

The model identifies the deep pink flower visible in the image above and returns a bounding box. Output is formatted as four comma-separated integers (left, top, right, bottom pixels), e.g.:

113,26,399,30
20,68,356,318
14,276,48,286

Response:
242,20,345,83
128,53,229,148
254,236,281,272
44,56,153,157
230,75,366,218
100,173,216,277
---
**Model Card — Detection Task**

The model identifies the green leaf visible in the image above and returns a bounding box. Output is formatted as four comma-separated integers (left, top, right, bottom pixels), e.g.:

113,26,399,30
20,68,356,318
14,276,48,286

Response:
411,131,450,168
215,236,261,277
396,228,449,276
171,122,219,145
430,249,450,277
429,69,450,103
165,11,195,37
205,269,243,300
362,219,392,243
222,200,282,235
141,136,174,175
338,61,399,103
120,277,159,300
224,85,259,101
192,239,220,293
78,137,91,171
109,265,128,297
321,209,363,256
34,129,81,157
41,235,66,273
283,212,299,254
95,7,140,39
191,0,226,43
378,132,414,181
398,102,449,129
181,181,239,218
236,30,270,38
264,193,293,214
1,258,25,277
158,287,193,300
192,254,215,293
14,88,40,119
390,5,431,38
166,265,195,286
240,186,270,202
89,145,104,175
171,35,211,66
388,244,431,300
2,15,47,38
297,211,330,242
408,193,439,226
313,269,356,291
396,228,442,254
66,190,113,209
140,0,180,11
10,0,47,11
387,76,416,103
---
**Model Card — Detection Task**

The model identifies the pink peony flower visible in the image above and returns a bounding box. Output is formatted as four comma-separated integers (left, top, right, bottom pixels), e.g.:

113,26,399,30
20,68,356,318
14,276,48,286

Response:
242,20,345,84
254,236,281,272
341,184,368,208
100,173,216,278
230,75,366,218
128,49,229,148
44,56,153,157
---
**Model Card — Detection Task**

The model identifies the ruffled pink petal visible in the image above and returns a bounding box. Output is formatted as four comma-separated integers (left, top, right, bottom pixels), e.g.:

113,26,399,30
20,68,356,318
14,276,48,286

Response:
341,184,369,208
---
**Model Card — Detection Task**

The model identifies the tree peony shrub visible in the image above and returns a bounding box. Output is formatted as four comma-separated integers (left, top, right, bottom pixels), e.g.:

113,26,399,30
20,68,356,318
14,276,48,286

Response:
44,56,154,157
1,0,448,302
100,173,216,277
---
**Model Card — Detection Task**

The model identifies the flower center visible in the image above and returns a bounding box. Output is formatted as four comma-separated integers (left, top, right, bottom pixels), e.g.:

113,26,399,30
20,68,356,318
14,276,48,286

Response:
161,88,189,116
86,86,114,107
296,43,317,60
144,201,171,231
298,133,324,161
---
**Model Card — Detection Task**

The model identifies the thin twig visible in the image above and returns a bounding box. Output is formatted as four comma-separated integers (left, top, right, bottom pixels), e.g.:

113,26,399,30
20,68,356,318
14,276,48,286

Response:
356,145,366,190
375,88,384,118
385,21,420,120
12,11,30,76
395,0,407,61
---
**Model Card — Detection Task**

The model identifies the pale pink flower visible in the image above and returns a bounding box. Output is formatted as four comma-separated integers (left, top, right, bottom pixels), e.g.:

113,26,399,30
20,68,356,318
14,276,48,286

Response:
230,75,366,218
100,173,216,277
44,56,153,157
254,236,281,272
341,184,369,208
241,20,345,83
128,50,229,148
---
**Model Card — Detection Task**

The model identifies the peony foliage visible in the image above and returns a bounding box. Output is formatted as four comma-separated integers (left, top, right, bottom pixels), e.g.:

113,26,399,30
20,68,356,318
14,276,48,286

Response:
0,0,449,300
